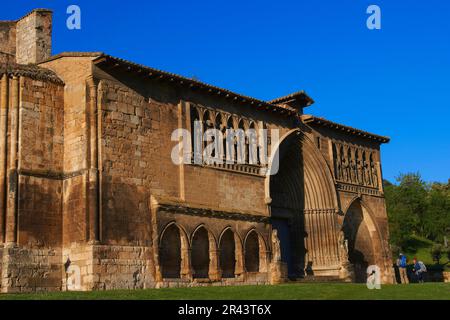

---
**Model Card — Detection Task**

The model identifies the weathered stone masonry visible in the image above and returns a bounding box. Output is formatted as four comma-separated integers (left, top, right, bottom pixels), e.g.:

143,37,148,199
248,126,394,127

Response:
0,9,395,292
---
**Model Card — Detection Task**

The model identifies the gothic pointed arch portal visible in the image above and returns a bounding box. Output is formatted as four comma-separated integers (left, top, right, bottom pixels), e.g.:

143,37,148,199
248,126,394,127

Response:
342,199,380,283
267,129,341,277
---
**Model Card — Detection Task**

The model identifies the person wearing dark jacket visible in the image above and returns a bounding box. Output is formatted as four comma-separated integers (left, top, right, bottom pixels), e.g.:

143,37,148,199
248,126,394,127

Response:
412,257,427,283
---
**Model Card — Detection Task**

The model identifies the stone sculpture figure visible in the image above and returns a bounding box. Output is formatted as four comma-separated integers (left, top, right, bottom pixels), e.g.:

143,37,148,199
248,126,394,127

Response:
356,149,364,185
338,230,349,263
363,152,372,187
370,154,379,188
334,144,342,180
269,229,287,284
341,147,349,182
272,229,282,262
349,148,357,183
338,230,355,282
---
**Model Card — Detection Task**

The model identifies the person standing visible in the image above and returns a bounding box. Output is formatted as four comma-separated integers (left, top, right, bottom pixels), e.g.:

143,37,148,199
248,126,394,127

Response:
396,253,409,284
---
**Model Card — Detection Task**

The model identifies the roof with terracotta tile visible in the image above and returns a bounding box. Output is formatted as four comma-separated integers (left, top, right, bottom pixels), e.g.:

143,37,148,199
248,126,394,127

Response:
93,53,300,116
301,115,390,143
0,62,63,84
267,90,315,107
39,51,301,115
37,51,389,141
39,52,103,63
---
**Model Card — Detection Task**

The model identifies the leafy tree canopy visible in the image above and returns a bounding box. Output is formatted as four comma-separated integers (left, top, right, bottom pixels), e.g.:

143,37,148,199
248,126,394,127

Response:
384,173,450,250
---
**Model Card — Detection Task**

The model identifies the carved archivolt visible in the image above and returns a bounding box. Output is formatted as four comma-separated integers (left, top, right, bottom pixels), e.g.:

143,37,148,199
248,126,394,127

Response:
333,142,379,188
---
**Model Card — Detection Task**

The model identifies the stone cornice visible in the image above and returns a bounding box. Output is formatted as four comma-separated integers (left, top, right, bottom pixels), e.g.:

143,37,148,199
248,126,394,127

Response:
18,168,88,180
336,182,384,197
157,203,270,224
302,115,390,143
303,208,340,215
0,63,64,84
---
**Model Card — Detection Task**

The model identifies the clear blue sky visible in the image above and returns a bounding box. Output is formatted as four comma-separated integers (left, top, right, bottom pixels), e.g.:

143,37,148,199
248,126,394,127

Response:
3,0,449,183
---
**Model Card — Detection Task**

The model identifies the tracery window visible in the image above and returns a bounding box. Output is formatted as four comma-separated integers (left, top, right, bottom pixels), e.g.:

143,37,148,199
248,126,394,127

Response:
332,141,380,189
188,104,266,175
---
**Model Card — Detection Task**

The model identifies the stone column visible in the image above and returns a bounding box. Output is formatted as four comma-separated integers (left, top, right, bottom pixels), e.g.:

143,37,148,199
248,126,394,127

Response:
269,230,288,284
207,232,221,281
180,234,192,280
304,209,341,274
0,74,8,244
208,249,221,281
86,77,99,243
234,233,244,278
5,76,19,244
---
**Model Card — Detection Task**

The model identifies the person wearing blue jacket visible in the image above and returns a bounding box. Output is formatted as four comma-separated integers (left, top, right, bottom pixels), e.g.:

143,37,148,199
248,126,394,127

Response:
396,253,409,284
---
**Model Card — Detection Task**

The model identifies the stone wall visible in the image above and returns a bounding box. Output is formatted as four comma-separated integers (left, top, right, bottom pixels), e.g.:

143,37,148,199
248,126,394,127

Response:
0,53,14,64
62,243,155,291
98,75,274,218
0,31,397,291
0,10,52,65
0,21,16,58
1,246,61,293
91,245,154,290
0,74,64,292
17,77,64,247
302,120,394,283
99,80,153,245
97,76,274,245
15,10,52,64
39,56,96,246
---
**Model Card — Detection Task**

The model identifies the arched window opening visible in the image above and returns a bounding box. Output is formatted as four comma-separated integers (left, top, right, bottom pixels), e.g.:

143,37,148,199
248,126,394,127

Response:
191,227,210,278
203,110,213,159
190,107,201,163
212,113,222,160
248,122,258,165
219,229,236,278
245,231,260,273
159,224,181,278
237,119,246,164
225,117,235,163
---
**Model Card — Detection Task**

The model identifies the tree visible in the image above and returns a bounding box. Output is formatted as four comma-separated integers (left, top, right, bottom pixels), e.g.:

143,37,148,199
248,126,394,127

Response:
385,173,450,253
384,174,425,249
423,182,450,242
430,244,443,264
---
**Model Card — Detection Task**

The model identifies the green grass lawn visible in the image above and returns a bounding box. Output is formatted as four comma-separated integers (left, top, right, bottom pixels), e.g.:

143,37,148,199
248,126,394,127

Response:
0,283,448,300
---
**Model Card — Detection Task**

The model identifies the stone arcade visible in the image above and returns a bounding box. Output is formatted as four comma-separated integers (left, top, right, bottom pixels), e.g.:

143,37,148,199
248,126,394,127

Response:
0,9,394,292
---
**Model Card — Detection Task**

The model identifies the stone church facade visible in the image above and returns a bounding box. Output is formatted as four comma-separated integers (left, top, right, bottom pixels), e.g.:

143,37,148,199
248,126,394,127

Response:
0,9,394,292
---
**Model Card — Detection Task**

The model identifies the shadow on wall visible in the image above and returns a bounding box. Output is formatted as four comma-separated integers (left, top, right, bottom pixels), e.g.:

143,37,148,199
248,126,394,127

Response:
219,229,236,278
18,176,63,247
342,201,374,283
101,177,152,246
159,224,181,278
158,222,267,280
269,131,306,278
